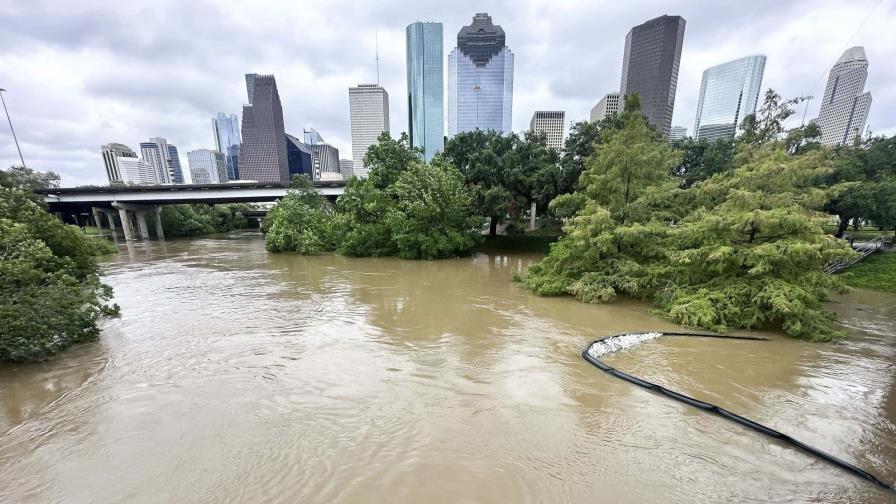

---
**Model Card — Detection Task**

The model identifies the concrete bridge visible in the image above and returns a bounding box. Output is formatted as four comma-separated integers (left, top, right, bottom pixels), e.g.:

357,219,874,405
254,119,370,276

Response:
35,181,345,240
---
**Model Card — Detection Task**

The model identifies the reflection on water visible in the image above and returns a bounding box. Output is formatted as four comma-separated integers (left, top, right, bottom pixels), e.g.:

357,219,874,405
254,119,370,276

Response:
0,231,893,503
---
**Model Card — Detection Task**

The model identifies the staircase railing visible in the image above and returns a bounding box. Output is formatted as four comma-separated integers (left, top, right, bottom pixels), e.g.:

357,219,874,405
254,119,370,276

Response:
825,235,885,274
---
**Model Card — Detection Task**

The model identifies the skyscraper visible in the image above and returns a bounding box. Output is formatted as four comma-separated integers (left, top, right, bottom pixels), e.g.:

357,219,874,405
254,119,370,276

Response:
406,21,444,161
187,149,227,184
816,47,873,146
448,13,514,136
101,142,137,184
285,133,313,180
304,128,340,180
693,55,766,141
339,159,353,180
212,112,240,181
349,84,390,178
529,111,565,150
590,92,620,122
139,137,182,184
166,144,184,184
117,157,158,185
669,126,688,141
240,74,289,182
620,15,686,137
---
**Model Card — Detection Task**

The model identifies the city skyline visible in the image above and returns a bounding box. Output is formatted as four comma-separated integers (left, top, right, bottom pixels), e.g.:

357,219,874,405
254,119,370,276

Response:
1,1,893,185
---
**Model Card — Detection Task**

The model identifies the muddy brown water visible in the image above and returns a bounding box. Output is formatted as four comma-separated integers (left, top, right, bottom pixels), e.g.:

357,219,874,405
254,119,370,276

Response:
1,232,894,503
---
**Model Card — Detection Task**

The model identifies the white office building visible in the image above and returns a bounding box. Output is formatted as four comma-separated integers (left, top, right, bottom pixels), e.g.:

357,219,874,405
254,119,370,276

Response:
187,149,227,184
117,157,159,185
339,159,353,180
669,126,688,141
349,84,390,178
590,92,620,122
101,143,137,183
529,111,565,150
817,46,873,146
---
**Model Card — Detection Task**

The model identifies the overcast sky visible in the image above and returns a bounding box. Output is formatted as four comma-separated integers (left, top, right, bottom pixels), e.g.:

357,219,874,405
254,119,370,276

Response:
1,0,893,186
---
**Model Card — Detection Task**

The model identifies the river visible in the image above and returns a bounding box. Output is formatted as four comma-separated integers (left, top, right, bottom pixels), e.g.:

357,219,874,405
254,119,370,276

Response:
1,231,894,503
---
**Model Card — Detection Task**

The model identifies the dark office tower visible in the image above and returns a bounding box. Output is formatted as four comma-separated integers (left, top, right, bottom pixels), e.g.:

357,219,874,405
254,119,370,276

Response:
620,15,686,137
240,74,289,182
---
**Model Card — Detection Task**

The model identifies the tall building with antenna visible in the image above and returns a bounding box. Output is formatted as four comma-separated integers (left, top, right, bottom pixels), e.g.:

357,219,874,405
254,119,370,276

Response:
349,84,390,178
816,46,872,146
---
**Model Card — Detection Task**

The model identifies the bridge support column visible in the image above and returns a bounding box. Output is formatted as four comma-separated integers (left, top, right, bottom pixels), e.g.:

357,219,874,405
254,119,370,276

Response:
153,207,165,239
135,211,151,240
92,207,104,229
106,210,117,231
118,208,135,240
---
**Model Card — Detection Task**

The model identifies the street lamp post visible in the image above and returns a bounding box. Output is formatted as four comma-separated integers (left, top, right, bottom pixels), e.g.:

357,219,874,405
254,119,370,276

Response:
0,88,26,168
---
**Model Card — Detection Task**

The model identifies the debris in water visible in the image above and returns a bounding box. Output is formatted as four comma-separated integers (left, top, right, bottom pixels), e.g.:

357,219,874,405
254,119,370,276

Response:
586,332,663,358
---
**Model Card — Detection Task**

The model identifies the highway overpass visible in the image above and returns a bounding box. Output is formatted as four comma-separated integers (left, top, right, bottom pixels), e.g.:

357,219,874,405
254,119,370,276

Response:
34,182,345,240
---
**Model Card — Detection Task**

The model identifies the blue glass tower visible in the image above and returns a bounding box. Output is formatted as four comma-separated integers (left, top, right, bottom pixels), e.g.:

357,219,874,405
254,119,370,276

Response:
693,55,766,140
448,13,514,136
406,22,444,161
212,112,241,180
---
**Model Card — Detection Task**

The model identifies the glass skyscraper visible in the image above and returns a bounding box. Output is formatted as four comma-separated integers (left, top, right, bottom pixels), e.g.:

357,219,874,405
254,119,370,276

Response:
212,112,240,181
139,137,182,184
816,47,872,146
406,22,444,161
448,13,513,136
693,55,766,141
620,15,686,137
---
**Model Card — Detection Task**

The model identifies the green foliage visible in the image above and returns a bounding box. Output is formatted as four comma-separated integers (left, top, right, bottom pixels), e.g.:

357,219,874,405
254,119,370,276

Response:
384,159,481,259
481,234,559,254
841,253,896,293
823,136,896,237
264,134,481,260
263,176,337,254
739,90,810,147
523,107,854,341
0,188,118,362
441,129,561,236
160,203,251,238
673,137,737,188
0,165,61,191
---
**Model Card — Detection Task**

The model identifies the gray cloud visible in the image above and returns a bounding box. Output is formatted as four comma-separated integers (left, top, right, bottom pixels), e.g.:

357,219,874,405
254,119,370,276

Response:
0,0,892,186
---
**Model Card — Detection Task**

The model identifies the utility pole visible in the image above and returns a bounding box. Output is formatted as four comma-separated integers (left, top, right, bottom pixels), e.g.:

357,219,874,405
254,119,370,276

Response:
0,88,26,168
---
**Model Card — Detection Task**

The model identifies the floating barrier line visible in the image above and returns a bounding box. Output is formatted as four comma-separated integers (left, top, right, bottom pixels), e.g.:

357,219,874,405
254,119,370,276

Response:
582,331,894,493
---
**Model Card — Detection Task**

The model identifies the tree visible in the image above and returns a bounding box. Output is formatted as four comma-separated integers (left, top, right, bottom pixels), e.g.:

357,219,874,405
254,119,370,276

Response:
160,203,252,238
0,188,118,362
739,89,810,146
523,107,854,341
384,159,481,259
263,176,337,254
824,135,896,237
441,130,519,236
0,165,61,191
672,137,737,188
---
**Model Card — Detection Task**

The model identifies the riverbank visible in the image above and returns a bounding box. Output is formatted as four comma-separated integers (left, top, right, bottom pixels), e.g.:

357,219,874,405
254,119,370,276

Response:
842,252,896,293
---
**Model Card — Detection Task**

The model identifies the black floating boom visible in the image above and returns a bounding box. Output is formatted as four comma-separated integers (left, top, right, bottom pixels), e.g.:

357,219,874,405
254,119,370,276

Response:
582,331,894,494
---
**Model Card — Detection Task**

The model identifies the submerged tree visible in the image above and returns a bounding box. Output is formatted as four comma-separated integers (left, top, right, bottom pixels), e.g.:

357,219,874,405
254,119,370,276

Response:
524,107,854,341
263,176,337,254
1,188,118,362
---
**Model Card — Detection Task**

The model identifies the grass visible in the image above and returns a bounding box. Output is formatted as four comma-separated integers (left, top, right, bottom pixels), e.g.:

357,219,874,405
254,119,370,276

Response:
840,252,896,293
823,225,895,246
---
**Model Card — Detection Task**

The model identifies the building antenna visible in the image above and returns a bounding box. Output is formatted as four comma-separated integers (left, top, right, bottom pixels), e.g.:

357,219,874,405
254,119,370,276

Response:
375,31,381,85
800,0,883,125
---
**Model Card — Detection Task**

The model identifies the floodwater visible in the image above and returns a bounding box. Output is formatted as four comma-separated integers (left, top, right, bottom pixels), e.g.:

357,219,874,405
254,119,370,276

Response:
1,232,894,503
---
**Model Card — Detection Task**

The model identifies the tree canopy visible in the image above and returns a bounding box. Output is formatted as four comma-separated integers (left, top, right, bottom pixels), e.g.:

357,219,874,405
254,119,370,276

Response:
523,107,854,341
1,187,118,361
263,134,482,259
